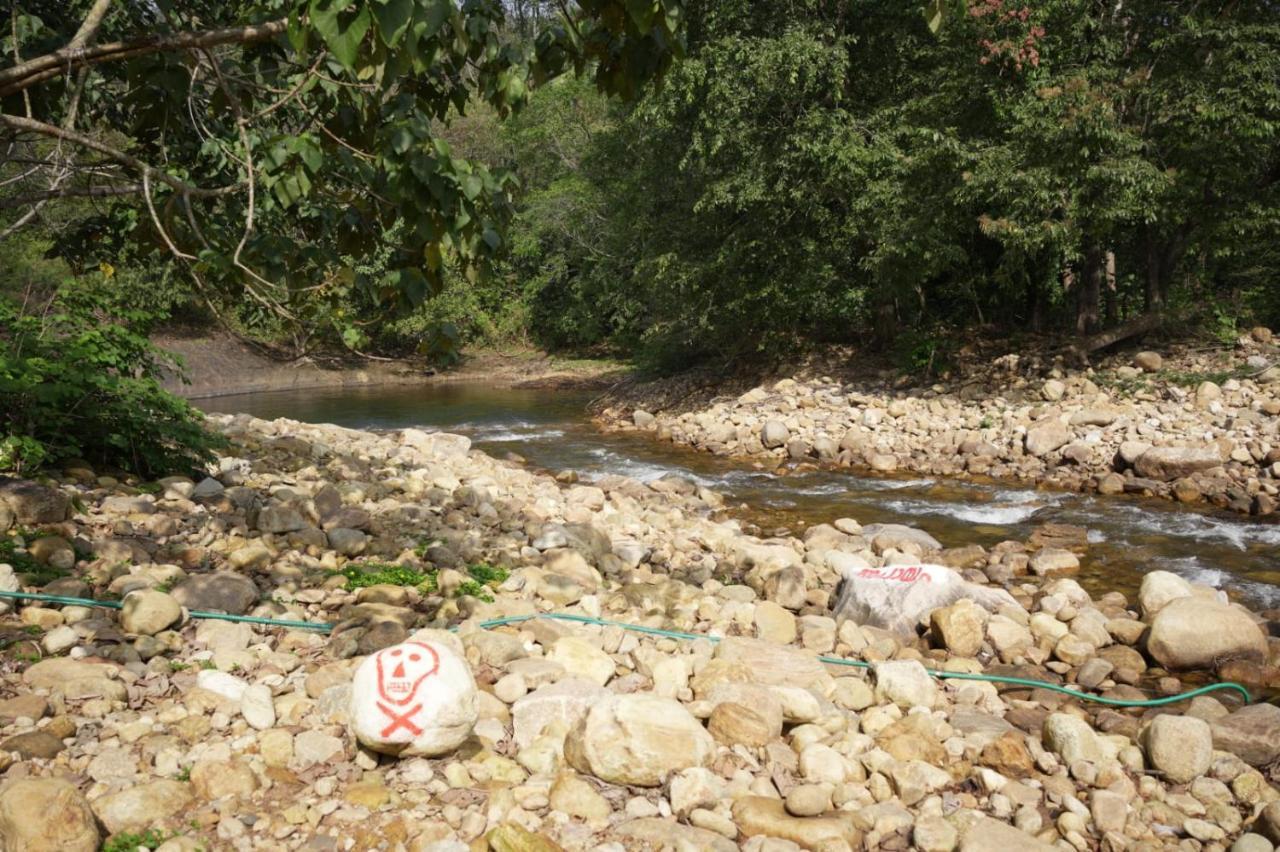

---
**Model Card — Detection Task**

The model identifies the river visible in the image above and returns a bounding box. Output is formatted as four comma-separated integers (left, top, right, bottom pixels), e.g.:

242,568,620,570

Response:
201,383,1280,610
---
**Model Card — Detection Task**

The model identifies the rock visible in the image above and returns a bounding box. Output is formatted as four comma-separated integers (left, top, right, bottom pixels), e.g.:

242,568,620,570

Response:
755,601,798,644
1260,802,1280,843
191,477,224,499
761,420,790,449
1134,351,1163,371
708,701,780,747
868,453,898,472
0,777,98,851
91,779,192,835
27,536,74,569
402,429,471,458
1232,834,1273,852
713,637,831,691
22,657,124,701
1138,570,1192,618
960,816,1058,852
979,731,1035,777
1043,713,1104,763
195,669,248,702
1146,597,1267,670
930,599,989,657
731,796,862,850
632,410,656,428
1025,419,1071,457
785,784,832,817
327,527,368,556
1143,714,1213,784
1211,703,1280,766
256,504,310,533
873,660,937,709
484,823,564,852
171,572,259,614
0,693,48,725
120,589,183,635
1,730,65,759
351,638,478,757
546,637,615,687
612,818,737,852
0,479,69,525
1028,548,1079,576
914,816,958,852
241,683,276,730
861,523,942,552
1042,379,1066,401
548,772,610,821
512,679,609,749
293,730,345,766
565,694,715,786
190,758,258,801
1133,446,1223,481
831,561,1021,638
890,759,952,805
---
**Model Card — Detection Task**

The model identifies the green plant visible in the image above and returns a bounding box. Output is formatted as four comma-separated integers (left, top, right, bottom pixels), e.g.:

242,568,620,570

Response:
169,661,189,672
0,289,226,477
102,828,178,852
197,660,217,671
0,536,67,587
336,561,438,593
466,563,509,586
175,765,191,782
453,579,494,603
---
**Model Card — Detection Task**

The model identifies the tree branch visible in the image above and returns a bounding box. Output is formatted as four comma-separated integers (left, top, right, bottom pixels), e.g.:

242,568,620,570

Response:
0,183,142,208
68,0,115,50
0,114,241,198
0,18,289,97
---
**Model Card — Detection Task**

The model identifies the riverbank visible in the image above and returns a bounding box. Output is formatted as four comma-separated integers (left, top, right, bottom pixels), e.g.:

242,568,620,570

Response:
157,332,627,399
0,414,1277,849
595,332,1280,517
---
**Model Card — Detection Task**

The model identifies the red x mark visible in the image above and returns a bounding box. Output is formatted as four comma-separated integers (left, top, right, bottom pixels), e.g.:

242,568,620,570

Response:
377,700,424,737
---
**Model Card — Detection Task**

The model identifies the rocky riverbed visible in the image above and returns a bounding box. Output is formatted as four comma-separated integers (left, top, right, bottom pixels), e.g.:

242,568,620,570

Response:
596,332,1280,517
0,413,1277,851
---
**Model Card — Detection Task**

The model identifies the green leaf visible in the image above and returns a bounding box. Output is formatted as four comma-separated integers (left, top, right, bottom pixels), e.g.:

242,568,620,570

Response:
626,0,656,31
310,0,372,70
924,0,946,35
373,0,414,47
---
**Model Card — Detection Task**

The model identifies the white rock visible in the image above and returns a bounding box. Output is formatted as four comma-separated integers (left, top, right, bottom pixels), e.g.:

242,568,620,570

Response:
832,562,1022,637
350,637,478,757
196,670,249,703
240,684,276,731
873,660,937,709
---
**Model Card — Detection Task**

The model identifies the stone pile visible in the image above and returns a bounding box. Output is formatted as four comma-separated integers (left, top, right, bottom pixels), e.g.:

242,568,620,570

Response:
0,414,1275,850
597,332,1280,515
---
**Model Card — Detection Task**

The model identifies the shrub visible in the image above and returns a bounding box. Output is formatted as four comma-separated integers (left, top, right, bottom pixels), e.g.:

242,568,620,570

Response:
0,288,224,477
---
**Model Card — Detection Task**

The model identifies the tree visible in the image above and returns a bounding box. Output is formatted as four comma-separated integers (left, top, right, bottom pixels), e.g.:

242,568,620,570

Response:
1,0,687,352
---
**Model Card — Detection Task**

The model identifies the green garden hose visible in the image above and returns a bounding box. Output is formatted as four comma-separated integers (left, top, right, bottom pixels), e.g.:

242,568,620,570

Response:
0,590,1253,707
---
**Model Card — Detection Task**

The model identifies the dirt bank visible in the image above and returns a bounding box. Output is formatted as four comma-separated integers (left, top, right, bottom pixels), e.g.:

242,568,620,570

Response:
157,333,628,399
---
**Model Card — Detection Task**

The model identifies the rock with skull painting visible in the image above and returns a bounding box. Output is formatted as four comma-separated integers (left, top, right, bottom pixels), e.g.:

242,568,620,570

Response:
350,631,479,757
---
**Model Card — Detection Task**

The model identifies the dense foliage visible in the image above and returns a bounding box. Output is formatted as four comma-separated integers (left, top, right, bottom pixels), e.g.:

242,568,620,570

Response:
508,0,1280,365
0,287,224,477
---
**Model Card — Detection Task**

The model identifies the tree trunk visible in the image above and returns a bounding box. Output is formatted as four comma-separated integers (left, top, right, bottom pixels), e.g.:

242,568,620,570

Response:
1104,250,1118,325
1076,245,1103,335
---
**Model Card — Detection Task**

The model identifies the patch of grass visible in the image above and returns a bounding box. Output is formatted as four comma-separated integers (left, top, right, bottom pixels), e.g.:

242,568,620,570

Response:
466,563,509,585
413,538,442,559
454,579,494,603
175,765,191,782
0,530,74,586
169,661,189,672
335,561,438,593
197,660,217,671
1157,366,1253,388
153,579,174,593
103,828,178,852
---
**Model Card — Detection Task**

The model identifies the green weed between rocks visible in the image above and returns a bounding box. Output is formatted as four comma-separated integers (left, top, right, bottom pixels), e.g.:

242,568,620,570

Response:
103,827,200,852
332,560,510,602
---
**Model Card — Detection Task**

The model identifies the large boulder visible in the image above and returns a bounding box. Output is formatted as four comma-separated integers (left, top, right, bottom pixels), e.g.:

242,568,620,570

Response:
1146,597,1267,670
1143,714,1213,784
0,479,69,525
0,778,99,851
761,420,790,450
171,572,259,614
1133,446,1223,481
831,562,1022,638
512,678,609,749
1138,570,1193,619
351,636,478,757
565,693,715,786
1211,703,1280,767
1024,419,1071,457
91,780,193,835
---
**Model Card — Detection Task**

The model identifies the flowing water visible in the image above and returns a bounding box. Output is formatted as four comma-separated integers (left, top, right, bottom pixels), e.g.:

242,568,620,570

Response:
201,383,1280,610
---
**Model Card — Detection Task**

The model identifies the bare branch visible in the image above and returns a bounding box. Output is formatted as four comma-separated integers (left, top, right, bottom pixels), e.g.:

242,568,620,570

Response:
68,0,115,50
0,183,142,208
0,114,241,198
0,18,289,98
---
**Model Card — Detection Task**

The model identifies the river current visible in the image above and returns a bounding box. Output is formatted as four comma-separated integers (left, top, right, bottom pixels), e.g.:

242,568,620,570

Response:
201,383,1280,610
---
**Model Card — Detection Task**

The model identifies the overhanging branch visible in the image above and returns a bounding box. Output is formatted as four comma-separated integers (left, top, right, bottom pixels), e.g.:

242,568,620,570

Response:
0,18,289,98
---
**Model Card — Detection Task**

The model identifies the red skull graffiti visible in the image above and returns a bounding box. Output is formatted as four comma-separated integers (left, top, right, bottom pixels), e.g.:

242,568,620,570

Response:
373,642,441,738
